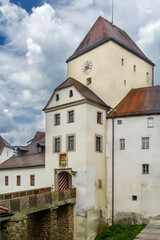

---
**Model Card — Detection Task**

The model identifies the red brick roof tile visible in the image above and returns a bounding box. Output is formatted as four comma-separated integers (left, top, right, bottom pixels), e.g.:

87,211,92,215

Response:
67,16,154,65
108,86,160,117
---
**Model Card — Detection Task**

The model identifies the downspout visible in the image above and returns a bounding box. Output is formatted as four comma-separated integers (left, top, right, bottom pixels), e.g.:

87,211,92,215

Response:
152,65,154,86
112,117,114,225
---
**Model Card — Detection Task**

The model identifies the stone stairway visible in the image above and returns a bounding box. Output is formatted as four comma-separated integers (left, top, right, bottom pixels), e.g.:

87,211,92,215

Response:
135,220,160,239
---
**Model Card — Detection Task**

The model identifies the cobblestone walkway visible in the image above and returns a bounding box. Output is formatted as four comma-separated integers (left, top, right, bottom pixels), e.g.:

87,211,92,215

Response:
135,220,160,239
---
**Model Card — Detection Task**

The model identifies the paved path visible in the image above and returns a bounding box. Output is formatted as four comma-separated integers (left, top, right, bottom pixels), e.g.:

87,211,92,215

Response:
135,220,160,240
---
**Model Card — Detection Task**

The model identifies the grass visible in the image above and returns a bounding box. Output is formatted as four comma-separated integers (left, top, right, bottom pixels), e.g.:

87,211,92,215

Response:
95,224,146,240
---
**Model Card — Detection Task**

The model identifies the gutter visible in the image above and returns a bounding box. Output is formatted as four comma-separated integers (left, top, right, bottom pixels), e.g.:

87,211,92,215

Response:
112,117,115,225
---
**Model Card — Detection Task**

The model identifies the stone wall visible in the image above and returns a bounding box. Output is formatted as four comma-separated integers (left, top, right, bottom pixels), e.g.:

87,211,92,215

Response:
0,204,74,240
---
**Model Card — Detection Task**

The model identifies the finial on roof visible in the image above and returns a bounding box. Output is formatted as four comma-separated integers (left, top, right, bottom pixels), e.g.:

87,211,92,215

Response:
111,0,114,25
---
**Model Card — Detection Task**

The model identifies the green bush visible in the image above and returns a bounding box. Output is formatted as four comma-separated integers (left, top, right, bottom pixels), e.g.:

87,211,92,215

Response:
95,224,146,240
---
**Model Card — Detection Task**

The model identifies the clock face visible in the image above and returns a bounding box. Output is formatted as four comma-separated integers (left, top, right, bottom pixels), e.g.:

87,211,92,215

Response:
82,60,93,75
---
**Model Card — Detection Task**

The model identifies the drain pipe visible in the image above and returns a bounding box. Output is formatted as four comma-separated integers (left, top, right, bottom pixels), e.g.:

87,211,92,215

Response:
112,117,115,225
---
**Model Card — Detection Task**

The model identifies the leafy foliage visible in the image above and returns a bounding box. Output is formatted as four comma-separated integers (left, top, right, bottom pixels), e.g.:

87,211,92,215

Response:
95,224,146,240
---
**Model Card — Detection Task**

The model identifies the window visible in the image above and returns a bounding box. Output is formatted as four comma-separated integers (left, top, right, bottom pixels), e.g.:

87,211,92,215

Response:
117,120,122,125
69,90,73,97
146,72,149,81
56,94,59,101
97,112,102,124
147,117,154,128
5,176,9,186
132,195,137,201
133,65,136,72
68,110,74,123
55,114,60,126
17,175,21,186
142,164,149,174
55,137,61,152
142,137,149,149
124,80,126,86
86,77,91,86
96,136,102,152
30,175,35,186
68,136,75,151
121,58,124,65
120,139,125,150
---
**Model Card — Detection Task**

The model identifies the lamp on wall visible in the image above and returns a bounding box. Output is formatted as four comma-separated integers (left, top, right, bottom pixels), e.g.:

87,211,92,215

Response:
71,171,77,176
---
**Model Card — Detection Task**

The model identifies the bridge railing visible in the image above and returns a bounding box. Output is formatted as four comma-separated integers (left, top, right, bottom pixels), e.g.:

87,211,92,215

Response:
0,188,76,215
0,187,52,201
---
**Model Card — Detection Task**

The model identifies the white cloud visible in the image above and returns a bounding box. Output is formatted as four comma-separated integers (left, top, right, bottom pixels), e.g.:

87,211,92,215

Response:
0,0,160,145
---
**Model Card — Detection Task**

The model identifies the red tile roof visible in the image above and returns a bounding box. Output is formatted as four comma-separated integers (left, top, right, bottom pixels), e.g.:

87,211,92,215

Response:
0,132,45,169
67,16,154,65
108,86,160,117
44,77,111,110
0,136,13,155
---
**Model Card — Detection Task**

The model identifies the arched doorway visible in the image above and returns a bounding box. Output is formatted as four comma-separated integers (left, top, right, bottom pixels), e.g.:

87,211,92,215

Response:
58,171,72,190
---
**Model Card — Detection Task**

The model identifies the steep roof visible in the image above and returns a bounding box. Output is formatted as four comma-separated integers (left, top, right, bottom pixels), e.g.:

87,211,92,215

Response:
0,136,13,155
0,132,45,169
108,86,160,118
44,77,111,110
67,16,154,65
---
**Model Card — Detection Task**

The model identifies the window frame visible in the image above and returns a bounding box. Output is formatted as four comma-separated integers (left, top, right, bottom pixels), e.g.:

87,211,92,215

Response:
66,134,76,152
142,164,149,174
68,110,74,123
95,134,103,153
53,136,62,153
5,176,9,186
117,120,122,125
97,111,103,124
54,113,60,126
30,175,35,186
120,139,125,150
147,117,154,128
142,137,149,149
17,175,21,186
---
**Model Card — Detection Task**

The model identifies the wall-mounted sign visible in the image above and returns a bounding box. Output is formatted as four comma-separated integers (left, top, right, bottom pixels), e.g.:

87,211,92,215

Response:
59,154,67,167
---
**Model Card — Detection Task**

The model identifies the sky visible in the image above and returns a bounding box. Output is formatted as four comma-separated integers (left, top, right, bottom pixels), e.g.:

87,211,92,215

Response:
0,0,160,145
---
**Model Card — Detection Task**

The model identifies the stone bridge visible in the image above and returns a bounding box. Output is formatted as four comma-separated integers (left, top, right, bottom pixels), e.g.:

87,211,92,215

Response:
0,188,76,240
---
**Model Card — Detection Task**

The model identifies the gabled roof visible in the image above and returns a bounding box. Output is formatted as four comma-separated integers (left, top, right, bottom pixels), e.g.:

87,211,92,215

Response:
0,132,45,169
67,16,154,66
0,136,13,155
44,77,111,110
108,86,160,118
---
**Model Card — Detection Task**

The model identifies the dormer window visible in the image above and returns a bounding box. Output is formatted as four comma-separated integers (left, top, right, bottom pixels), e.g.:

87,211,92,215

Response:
69,90,73,97
36,143,45,153
56,94,59,101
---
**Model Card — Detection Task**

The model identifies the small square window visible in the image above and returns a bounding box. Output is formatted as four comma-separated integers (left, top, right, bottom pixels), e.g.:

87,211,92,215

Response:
120,139,125,150
97,112,102,124
55,137,61,152
5,176,9,186
68,136,75,151
142,164,149,174
142,137,149,149
96,136,102,152
17,176,21,186
147,118,154,128
132,195,137,201
55,114,60,126
117,120,122,125
68,111,74,123
30,175,35,186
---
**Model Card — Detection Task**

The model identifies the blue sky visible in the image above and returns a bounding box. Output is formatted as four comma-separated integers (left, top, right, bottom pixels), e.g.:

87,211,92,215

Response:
0,0,160,145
